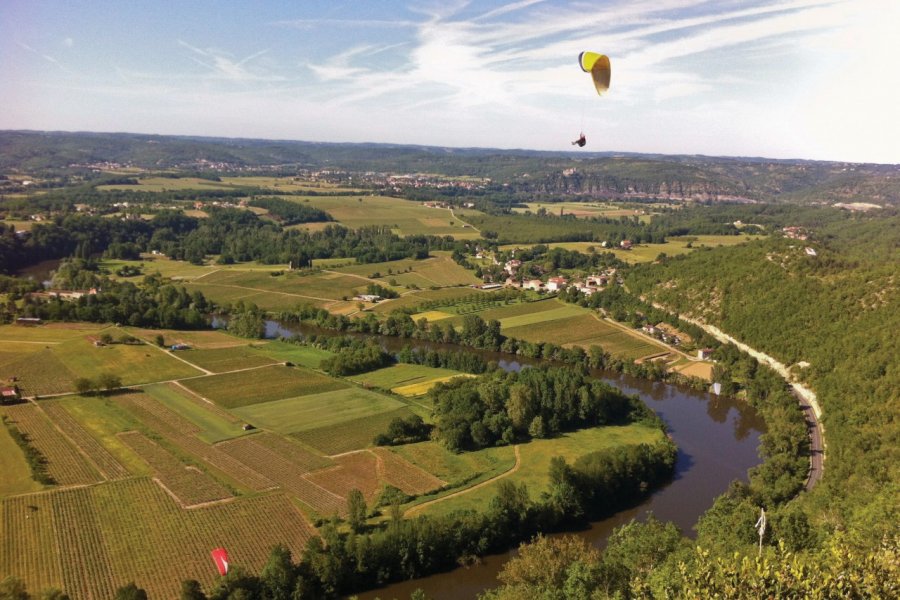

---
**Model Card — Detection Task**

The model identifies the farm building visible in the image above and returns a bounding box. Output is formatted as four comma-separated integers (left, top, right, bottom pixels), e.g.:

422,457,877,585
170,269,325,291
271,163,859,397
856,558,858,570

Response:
697,348,714,360
619,240,633,249
523,279,543,291
15,317,42,326
170,343,191,351
1,386,20,403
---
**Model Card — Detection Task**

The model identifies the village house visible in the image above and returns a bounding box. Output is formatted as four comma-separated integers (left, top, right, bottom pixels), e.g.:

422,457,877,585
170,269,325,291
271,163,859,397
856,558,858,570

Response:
545,276,568,292
522,279,543,291
504,259,522,274
619,240,633,250
697,348,714,360
355,294,382,303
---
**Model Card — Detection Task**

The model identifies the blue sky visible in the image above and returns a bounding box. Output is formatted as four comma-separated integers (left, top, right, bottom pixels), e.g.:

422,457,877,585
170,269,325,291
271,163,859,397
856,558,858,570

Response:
2,0,898,163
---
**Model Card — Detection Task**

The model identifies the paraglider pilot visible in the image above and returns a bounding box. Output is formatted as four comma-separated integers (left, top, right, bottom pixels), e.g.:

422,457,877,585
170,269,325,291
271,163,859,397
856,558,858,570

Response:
572,133,586,147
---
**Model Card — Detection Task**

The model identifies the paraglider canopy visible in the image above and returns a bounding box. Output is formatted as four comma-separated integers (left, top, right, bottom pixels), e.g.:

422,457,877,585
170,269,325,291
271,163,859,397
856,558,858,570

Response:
579,51,611,96
210,547,229,576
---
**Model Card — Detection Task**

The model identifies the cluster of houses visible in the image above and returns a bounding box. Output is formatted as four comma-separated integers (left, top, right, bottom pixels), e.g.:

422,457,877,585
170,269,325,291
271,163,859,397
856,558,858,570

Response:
782,226,810,241
642,322,693,346
501,271,616,296
25,288,98,302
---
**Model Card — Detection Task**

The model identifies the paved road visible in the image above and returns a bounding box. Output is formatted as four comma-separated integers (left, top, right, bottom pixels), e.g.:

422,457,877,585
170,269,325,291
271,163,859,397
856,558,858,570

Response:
666,311,826,491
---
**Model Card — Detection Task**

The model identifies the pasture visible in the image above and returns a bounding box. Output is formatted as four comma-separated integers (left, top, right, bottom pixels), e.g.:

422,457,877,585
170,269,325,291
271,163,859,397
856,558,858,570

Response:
299,195,481,239
179,365,349,409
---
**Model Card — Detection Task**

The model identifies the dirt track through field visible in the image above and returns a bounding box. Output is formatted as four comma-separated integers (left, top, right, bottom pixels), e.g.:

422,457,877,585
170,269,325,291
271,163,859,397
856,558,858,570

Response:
404,444,520,516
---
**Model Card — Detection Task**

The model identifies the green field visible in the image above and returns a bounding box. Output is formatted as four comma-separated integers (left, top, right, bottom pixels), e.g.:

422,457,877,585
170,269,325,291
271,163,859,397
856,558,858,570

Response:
332,252,480,289
503,313,664,359
513,202,649,220
290,407,417,456
0,326,204,396
255,340,334,369
173,345,279,373
232,387,407,435
348,363,461,392
0,419,42,496
372,287,492,314
415,424,664,516
179,365,349,409
181,269,368,310
501,234,763,264
142,383,252,444
299,195,481,239
393,441,516,491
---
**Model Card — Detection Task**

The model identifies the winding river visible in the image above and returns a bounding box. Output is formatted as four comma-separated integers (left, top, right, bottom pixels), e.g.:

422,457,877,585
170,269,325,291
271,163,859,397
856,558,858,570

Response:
264,321,765,599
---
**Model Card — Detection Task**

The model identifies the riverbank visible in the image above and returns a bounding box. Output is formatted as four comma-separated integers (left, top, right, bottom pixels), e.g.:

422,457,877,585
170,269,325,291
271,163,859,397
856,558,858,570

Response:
673,313,825,487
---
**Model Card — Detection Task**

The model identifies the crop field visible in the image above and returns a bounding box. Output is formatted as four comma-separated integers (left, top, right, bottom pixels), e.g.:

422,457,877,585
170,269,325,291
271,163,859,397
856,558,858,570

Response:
305,451,382,502
182,269,367,310
1,478,316,600
218,437,345,515
671,360,715,381
503,313,665,360
291,407,417,456
391,441,516,490
371,448,446,496
0,322,105,343
333,252,480,288
40,402,130,480
502,234,763,264
417,424,664,516
0,349,76,397
393,374,474,397
144,383,249,444
372,286,489,314
513,201,647,220
2,404,101,486
218,176,366,194
300,195,481,239
232,387,407,435
0,493,63,593
179,364,349,409
174,345,279,373
119,431,232,507
256,340,334,369
117,392,276,492
484,302,587,329
348,363,462,392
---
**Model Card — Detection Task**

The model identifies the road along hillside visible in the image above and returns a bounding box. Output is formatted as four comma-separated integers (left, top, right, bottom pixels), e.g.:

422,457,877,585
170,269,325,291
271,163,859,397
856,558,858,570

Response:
673,313,825,490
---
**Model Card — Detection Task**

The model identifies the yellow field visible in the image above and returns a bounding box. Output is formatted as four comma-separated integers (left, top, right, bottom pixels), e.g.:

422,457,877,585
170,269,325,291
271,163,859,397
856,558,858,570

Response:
392,374,475,397
412,310,456,321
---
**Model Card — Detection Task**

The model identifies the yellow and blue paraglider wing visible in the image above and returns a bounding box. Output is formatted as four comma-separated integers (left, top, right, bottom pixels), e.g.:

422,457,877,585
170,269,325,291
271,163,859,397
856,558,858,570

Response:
578,51,611,95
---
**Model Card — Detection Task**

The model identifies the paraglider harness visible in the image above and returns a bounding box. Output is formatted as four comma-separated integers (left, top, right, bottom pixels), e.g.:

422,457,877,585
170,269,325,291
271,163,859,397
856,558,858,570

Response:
572,133,586,147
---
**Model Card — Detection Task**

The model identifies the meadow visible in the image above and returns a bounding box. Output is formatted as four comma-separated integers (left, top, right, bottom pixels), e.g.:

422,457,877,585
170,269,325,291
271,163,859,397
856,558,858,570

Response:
348,363,464,394
332,251,480,289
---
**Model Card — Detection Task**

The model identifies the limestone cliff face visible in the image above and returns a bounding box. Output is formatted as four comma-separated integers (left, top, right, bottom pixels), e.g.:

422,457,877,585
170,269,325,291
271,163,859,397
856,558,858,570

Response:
511,171,755,202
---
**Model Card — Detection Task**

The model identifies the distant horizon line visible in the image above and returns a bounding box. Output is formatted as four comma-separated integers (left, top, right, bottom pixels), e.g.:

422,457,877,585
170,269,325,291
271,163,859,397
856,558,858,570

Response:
2,128,896,167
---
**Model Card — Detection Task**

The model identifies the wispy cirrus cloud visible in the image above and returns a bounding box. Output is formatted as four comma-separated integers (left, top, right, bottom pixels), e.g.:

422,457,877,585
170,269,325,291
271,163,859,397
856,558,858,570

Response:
16,40,75,74
177,40,283,83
